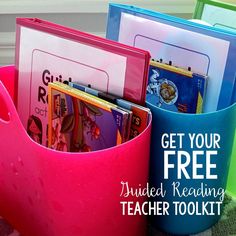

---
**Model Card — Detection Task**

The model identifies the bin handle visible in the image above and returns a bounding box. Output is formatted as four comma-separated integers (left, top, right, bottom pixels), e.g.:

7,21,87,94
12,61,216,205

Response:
0,81,19,125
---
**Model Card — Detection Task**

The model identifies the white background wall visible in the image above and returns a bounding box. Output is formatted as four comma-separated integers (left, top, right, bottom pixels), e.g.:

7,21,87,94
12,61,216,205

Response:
0,0,234,66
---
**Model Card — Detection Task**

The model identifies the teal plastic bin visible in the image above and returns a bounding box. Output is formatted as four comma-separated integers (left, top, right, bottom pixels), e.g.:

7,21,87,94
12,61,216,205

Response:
147,101,236,235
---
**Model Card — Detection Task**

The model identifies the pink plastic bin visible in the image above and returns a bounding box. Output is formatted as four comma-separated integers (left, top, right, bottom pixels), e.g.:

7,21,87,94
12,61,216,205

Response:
0,65,16,121
0,66,152,236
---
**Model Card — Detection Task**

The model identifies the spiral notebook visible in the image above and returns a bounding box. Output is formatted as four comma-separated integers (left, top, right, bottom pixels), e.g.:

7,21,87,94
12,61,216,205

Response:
106,3,236,113
15,17,150,146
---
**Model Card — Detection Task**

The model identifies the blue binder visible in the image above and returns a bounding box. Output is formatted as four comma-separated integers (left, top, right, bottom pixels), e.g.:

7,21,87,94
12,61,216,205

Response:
106,3,236,112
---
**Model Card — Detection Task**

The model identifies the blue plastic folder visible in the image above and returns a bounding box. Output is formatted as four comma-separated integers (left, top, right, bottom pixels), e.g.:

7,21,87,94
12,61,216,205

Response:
106,3,236,112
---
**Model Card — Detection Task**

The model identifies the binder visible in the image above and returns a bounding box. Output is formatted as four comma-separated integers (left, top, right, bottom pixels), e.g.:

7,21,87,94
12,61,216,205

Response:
193,0,236,32
106,3,236,112
15,18,150,146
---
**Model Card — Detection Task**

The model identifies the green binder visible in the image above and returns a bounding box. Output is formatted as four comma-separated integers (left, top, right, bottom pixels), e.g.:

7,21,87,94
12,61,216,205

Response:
193,0,236,32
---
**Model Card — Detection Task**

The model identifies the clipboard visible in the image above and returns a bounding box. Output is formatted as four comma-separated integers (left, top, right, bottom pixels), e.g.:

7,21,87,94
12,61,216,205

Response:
106,3,236,113
16,18,150,146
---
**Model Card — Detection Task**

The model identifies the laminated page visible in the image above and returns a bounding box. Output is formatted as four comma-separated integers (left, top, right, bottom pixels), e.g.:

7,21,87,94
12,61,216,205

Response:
194,0,236,33
106,4,236,112
118,13,229,113
16,18,150,146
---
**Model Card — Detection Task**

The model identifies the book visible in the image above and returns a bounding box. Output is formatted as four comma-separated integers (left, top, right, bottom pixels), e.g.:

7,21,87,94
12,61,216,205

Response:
193,0,236,33
69,82,151,139
106,3,236,112
48,82,129,152
16,17,150,146
146,60,207,113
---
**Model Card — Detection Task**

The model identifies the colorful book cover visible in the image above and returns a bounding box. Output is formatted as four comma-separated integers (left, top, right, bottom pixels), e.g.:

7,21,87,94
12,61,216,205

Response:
146,60,207,113
15,17,150,146
48,82,129,152
69,82,151,139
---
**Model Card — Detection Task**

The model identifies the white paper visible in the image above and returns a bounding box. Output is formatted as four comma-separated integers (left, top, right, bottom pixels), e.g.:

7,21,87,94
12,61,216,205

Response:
18,26,127,146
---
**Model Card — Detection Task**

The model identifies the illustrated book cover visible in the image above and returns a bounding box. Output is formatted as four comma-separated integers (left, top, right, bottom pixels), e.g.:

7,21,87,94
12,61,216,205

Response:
146,60,207,113
48,82,129,152
69,82,151,139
